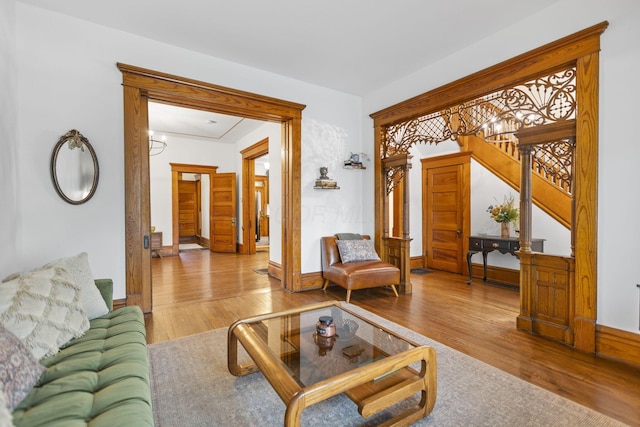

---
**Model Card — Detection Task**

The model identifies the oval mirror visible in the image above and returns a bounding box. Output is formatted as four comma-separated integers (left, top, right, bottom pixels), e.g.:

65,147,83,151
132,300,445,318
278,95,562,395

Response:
51,129,99,204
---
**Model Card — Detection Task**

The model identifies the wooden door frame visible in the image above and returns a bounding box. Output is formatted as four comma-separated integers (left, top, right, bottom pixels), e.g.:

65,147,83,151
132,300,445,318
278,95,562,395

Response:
255,175,269,238
240,138,268,255
370,22,607,353
170,163,218,256
118,63,305,312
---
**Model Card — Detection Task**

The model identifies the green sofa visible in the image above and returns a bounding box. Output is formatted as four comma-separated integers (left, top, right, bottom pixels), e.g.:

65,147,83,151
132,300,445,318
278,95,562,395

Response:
11,279,154,427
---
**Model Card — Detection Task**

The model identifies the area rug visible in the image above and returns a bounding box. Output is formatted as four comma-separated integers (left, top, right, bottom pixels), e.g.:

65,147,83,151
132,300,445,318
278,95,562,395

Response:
410,268,433,275
179,243,207,251
148,303,624,427
253,268,269,275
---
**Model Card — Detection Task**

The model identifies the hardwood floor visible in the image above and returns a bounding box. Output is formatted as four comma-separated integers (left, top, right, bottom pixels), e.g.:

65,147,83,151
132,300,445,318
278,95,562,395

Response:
146,249,640,426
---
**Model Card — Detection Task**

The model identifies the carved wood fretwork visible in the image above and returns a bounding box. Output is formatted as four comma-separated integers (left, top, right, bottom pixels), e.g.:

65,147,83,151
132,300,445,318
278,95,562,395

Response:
532,138,575,194
382,67,576,154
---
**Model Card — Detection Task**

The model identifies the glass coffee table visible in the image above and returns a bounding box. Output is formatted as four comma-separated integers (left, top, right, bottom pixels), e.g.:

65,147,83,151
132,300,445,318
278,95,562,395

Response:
228,301,437,426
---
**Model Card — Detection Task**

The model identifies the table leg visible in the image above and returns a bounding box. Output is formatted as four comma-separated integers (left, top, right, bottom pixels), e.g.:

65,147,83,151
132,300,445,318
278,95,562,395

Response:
466,251,474,284
482,251,488,281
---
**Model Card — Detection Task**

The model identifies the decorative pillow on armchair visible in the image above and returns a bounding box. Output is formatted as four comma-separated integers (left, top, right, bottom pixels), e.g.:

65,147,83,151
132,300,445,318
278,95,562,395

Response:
0,266,90,360
336,239,381,263
0,325,44,411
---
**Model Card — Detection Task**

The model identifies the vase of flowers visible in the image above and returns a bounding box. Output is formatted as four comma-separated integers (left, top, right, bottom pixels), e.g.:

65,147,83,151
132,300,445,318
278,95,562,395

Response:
487,194,519,238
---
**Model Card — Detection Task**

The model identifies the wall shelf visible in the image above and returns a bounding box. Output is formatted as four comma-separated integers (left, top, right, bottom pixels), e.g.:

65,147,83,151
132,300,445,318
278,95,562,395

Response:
343,163,366,170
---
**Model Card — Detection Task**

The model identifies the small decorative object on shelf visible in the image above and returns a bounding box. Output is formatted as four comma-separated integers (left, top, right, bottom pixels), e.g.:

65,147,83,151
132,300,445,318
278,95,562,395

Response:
343,152,366,169
487,194,519,238
314,166,339,189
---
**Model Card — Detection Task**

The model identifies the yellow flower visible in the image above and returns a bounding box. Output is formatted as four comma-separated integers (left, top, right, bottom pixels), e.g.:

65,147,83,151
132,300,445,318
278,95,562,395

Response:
487,194,519,223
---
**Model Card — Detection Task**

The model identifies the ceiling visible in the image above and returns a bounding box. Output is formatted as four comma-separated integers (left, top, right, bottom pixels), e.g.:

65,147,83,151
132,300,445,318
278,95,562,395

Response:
19,0,559,96
148,102,265,144
19,0,559,142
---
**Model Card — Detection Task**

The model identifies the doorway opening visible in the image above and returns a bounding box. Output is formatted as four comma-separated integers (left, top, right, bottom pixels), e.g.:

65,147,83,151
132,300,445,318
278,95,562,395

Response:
118,63,305,312
241,138,269,255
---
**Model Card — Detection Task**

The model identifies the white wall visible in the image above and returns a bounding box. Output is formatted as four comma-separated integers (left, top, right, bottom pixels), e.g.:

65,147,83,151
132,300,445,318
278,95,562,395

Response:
12,3,363,298
363,0,640,333
0,0,20,275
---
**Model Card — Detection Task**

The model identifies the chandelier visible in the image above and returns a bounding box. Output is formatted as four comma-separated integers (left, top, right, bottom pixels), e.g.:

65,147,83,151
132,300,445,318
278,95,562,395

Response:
149,131,167,156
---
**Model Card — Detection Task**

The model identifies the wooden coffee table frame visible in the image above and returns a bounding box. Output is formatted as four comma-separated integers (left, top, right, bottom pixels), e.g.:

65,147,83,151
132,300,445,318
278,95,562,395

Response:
228,301,437,426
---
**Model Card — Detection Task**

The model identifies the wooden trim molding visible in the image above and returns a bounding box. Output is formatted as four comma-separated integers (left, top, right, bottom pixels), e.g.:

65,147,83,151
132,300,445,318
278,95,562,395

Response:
596,325,640,367
410,256,424,269
118,63,306,313
113,299,127,310
469,264,520,287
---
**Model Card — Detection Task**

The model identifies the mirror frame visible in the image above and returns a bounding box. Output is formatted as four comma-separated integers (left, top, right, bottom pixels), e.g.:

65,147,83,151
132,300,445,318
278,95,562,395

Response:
51,129,99,205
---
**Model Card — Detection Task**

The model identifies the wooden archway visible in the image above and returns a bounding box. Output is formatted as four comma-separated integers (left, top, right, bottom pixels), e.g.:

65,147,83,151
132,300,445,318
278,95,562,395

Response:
118,63,305,312
370,22,608,353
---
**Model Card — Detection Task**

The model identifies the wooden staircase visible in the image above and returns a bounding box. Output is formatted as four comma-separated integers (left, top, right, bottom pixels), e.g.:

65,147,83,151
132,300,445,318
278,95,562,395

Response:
460,135,571,229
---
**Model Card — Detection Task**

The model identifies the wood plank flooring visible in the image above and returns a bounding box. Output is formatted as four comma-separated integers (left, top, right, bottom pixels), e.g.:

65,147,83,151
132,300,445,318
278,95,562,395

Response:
146,249,640,426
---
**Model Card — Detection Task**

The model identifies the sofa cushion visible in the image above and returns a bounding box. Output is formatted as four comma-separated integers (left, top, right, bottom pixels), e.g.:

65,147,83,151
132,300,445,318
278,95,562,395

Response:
11,306,153,427
0,266,89,360
336,239,381,263
0,326,44,411
43,253,109,320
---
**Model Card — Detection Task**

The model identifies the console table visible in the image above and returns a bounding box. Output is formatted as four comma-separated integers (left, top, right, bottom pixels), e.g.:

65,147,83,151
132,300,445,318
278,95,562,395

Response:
467,235,544,284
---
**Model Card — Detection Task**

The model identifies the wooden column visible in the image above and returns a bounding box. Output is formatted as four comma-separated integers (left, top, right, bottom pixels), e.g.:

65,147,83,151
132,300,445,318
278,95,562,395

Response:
515,122,578,344
518,144,534,253
516,143,534,332
382,154,413,294
573,51,599,353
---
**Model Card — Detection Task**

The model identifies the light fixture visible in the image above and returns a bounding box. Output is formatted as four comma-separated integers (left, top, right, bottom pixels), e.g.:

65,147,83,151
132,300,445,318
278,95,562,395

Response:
149,130,167,156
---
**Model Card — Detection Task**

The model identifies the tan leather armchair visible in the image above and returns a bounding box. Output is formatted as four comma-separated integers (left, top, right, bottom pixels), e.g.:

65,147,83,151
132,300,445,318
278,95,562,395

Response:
321,235,400,303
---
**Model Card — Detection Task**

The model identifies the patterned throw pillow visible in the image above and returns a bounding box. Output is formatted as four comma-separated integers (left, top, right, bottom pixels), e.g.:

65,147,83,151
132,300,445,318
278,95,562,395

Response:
43,252,109,319
336,239,381,263
0,326,44,411
0,266,90,360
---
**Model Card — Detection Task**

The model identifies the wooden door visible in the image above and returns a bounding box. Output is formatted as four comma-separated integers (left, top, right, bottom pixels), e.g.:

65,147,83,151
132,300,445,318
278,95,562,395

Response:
255,175,269,238
423,153,470,274
210,173,237,252
178,180,199,240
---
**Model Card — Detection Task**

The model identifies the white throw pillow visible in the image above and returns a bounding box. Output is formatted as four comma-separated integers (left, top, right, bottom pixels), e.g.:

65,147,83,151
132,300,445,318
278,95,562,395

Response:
0,391,12,427
43,252,108,319
0,266,90,360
